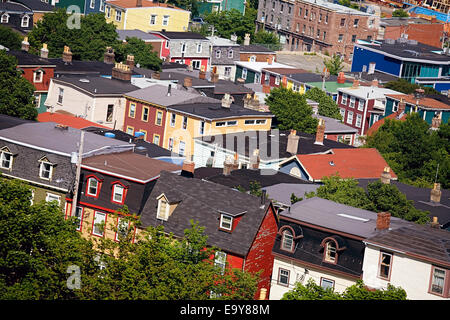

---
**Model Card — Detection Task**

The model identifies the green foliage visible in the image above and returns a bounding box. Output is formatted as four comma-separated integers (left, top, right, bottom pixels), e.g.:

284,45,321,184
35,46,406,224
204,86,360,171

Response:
307,175,431,224
338,0,360,9
290,193,303,204
265,86,319,134
0,26,22,50
365,113,449,189
114,37,162,71
384,78,440,95
392,9,409,17
252,30,281,50
305,87,342,120
282,279,407,300
0,50,37,120
249,181,263,197
167,0,199,16
324,54,344,76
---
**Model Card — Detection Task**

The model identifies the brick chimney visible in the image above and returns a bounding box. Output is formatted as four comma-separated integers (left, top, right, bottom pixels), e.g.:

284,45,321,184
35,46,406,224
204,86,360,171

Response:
431,113,442,130
430,216,440,229
376,212,391,231
430,183,441,203
380,166,391,184
62,46,72,64
314,118,325,145
40,43,49,59
152,71,160,80
223,155,236,176
21,37,29,52
221,93,232,108
398,98,406,114
337,72,345,84
104,47,115,64
136,0,142,7
243,93,252,108
352,78,359,88
211,71,219,83
199,70,206,80
184,77,192,88
286,129,299,155
181,154,195,178
126,54,135,70
249,149,260,170
244,33,250,46
111,62,132,81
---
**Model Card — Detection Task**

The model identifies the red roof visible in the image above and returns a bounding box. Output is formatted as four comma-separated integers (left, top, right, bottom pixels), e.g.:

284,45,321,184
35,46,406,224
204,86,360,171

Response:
37,112,109,130
366,112,407,136
296,148,397,181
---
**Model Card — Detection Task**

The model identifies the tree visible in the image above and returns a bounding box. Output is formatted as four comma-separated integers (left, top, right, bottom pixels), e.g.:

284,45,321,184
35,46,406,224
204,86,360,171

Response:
249,181,263,197
384,78,440,95
282,279,407,300
0,50,37,120
266,86,319,134
323,54,344,76
290,193,303,204
114,37,162,71
0,25,22,50
252,30,281,51
305,87,342,120
392,9,409,17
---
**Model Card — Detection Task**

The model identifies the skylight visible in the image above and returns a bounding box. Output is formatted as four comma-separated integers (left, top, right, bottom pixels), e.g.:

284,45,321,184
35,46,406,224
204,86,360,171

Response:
337,213,370,222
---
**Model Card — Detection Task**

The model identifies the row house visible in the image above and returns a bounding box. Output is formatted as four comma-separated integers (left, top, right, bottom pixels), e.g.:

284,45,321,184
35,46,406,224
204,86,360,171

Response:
207,36,241,81
235,60,294,85
123,83,273,157
65,151,181,240
105,0,190,32
44,61,139,130
0,0,54,33
138,169,279,299
256,0,379,62
0,118,134,211
336,79,403,140
150,31,211,71
260,67,308,93
239,33,277,63
117,29,164,59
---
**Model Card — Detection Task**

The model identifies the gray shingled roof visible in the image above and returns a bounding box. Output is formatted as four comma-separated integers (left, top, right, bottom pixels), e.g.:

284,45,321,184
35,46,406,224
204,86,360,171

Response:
262,183,321,207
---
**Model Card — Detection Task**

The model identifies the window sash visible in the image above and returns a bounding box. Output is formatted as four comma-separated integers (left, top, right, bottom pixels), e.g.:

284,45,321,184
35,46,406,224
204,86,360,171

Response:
87,178,98,196
129,103,136,118
379,252,392,279
115,217,130,241
325,242,337,262
40,162,52,179
113,185,124,203
73,206,83,231
1,151,12,169
220,214,233,230
281,231,294,251
278,269,290,285
92,212,106,236
431,268,446,295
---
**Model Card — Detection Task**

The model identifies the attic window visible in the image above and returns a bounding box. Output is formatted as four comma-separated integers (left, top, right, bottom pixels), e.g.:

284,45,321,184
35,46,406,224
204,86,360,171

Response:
157,196,169,221
0,147,13,170
219,214,233,231
39,157,54,180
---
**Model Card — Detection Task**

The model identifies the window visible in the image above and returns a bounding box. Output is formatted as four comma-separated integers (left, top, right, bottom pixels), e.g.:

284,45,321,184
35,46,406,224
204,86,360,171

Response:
162,15,169,26
90,0,95,8
39,161,53,180
115,217,130,242
215,121,226,127
112,184,125,204
242,68,248,80
106,6,111,18
153,134,160,145
128,103,136,118
92,211,106,237
21,15,30,28
139,130,147,141
106,104,114,122
378,251,393,280
215,251,227,275
355,114,362,128
319,13,322,22
275,76,280,85
99,0,105,12
323,31,326,41
215,50,221,59
196,43,202,53
0,149,12,170
351,35,357,43
430,267,447,296
304,9,308,18
1,13,9,24
157,196,169,220
46,193,60,204
142,107,149,122
278,268,290,286
358,99,365,111
280,3,283,13
340,18,345,26
346,111,353,124
219,214,233,231
254,73,260,84
324,240,337,263
317,28,320,38
224,66,231,77
298,7,302,16
227,50,233,59
339,108,346,119
325,15,328,24
338,34,343,42
192,60,201,70
150,14,157,25
182,116,188,130
155,110,163,126
226,121,237,126
87,177,100,197
178,141,185,156
199,121,205,135
281,229,294,251
115,10,122,22
341,93,347,105
353,18,359,27
168,138,174,151
58,87,64,104
33,70,43,83
71,206,83,231
126,126,134,135
349,97,355,108
369,19,374,28
320,278,335,290
170,113,176,127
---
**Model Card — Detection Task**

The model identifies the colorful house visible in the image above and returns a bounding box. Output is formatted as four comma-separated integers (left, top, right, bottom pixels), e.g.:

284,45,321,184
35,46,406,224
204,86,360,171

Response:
105,0,190,32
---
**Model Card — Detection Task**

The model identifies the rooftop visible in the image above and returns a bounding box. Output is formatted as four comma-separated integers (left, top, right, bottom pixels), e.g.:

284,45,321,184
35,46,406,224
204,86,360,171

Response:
306,80,354,94
207,36,240,47
296,148,397,181
117,29,163,42
262,183,321,207
386,94,450,110
106,0,185,10
12,0,55,11
312,114,358,134
338,85,403,100
239,44,276,53
52,74,139,95
299,0,373,15
152,31,208,40
235,61,295,72
37,111,109,130
262,67,309,75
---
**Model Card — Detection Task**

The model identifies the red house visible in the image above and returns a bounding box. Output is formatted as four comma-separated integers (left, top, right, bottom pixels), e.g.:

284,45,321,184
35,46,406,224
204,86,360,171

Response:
139,168,279,299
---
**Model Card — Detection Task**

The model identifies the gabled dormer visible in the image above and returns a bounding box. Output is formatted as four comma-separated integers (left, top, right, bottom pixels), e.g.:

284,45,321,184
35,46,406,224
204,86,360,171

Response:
111,180,129,205
0,146,14,170
85,174,103,198
38,156,56,181
218,209,247,233
156,193,180,221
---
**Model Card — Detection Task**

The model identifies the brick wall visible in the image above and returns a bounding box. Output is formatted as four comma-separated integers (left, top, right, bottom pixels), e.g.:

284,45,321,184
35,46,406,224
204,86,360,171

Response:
383,23,444,48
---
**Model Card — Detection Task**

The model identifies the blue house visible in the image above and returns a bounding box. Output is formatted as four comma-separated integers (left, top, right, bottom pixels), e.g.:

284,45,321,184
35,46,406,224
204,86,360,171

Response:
351,39,450,93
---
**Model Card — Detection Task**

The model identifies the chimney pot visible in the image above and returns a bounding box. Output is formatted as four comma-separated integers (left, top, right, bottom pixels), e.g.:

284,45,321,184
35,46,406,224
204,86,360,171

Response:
223,156,235,176
430,183,441,203
352,78,360,88
376,212,391,231
21,37,29,52
250,149,260,170
62,46,73,64
244,33,250,46
380,166,391,184
221,93,232,108
286,129,300,155
104,47,115,64
314,118,325,145
40,43,49,59
337,72,345,84
126,54,135,70
111,62,132,81
184,76,192,87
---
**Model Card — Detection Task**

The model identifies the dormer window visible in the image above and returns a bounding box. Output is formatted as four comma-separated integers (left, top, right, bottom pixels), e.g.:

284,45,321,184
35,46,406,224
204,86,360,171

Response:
39,157,54,180
21,15,30,28
324,241,337,263
33,69,44,83
86,176,101,198
219,214,233,231
157,194,171,221
1,13,9,24
112,183,126,204
281,229,294,251
0,147,13,170
320,237,346,265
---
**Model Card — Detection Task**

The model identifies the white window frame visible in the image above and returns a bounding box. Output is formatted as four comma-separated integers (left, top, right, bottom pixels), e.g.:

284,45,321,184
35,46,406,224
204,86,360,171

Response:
115,10,122,22
150,14,157,25
339,108,346,119
219,214,233,231
278,268,290,286
87,177,99,196
153,134,160,145
254,73,260,84
224,66,231,77
39,161,53,180
106,6,111,18
429,266,447,296
21,15,30,28
92,211,106,237
1,13,10,24
115,216,130,241
199,121,205,135
192,60,201,70
320,278,335,290
0,149,13,170
349,96,355,108
72,206,83,231
57,87,64,104
227,50,233,59
215,50,221,59
170,113,176,127
355,114,362,128
378,251,393,280
324,241,337,263
214,251,227,275
90,0,95,9
46,193,61,205
99,0,105,12
357,99,365,111
112,184,125,203
178,141,185,156
275,76,281,85
157,196,170,220
162,15,169,26
242,68,248,80
196,43,202,54
32,69,43,83
346,111,353,125
281,230,294,251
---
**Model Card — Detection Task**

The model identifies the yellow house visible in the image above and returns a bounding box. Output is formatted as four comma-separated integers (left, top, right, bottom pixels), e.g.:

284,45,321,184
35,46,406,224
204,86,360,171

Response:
105,0,190,32
162,95,273,157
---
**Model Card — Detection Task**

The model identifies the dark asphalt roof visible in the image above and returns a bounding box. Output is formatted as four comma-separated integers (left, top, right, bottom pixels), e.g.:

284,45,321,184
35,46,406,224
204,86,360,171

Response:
139,171,271,256
345,71,398,83
8,50,56,66
288,73,339,83
52,74,139,95
0,2,31,12
358,178,450,229
0,114,33,130
194,167,314,190
239,44,275,53
157,31,208,40
197,130,354,160
14,0,54,11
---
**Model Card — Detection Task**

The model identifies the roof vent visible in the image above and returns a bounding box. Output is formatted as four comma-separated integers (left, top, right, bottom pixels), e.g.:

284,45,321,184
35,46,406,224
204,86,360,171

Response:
329,161,335,166
79,78,90,83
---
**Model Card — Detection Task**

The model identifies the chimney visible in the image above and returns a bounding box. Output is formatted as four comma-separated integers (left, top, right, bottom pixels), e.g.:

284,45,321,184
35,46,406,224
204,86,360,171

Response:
398,98,406,114
244,33,250,46
126,54,135,70
368,62,376,75
223,156,234,176
181,154,195,178
21,37,29,52
152,71,160,80
371,79,379,88
430,216,440,229
243,93,252,108
430,183,441,203
250,149,260,170
236,78,245,84
230,34,237,44
184,77,192,88
232,153,239,171
352,78,359,88
62,46,73,64
104,47,115,64
376,212,391,231
136,0,142,7
111,62,132,81
431,113,442,130
337,72,345,84
286,129,299,155
40,43,49,59
199,70,206,80
380,166,391,184
211,72,219,83
267,57,272,65
221,93,232,108
314,118,325,145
